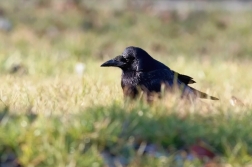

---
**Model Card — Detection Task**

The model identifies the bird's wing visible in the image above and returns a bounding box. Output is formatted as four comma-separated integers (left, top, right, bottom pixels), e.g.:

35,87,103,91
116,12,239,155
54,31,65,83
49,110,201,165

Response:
138,69,175,93
172,71,196,85
138,69,219,100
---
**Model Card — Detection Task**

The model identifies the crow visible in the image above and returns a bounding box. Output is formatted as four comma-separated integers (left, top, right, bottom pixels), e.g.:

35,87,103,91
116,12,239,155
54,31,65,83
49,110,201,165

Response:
101,46,219,101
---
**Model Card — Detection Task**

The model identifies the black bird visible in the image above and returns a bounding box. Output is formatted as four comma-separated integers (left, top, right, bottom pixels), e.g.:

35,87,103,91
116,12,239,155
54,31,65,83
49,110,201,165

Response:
101,46,218,101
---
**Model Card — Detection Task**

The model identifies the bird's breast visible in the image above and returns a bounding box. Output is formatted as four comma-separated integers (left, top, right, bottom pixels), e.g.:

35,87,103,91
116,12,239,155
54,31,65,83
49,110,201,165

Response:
121,71,139,87
120,71,141,98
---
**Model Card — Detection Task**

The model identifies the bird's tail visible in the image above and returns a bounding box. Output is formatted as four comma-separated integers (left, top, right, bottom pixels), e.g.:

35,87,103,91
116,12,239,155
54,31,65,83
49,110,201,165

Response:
187,86,219,100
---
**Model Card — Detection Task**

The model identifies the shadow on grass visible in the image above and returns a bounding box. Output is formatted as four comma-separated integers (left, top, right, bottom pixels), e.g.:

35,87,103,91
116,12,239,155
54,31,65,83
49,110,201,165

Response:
1,103,252,166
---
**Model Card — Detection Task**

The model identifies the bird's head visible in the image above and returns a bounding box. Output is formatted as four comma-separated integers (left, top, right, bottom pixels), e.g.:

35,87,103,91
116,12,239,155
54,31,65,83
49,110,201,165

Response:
101,46,157,72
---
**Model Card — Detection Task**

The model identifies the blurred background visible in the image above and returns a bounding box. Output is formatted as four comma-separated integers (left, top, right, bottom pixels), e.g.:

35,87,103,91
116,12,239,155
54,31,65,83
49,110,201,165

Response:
1,0,252,74
1,0,252,167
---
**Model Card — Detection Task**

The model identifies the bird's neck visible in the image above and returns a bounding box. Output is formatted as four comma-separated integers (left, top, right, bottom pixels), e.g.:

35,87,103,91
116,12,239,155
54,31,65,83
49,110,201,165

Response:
122,70,138,75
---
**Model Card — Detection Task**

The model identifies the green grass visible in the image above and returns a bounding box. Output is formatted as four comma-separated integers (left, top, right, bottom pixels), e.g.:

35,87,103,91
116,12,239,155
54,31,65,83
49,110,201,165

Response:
0,1,252,166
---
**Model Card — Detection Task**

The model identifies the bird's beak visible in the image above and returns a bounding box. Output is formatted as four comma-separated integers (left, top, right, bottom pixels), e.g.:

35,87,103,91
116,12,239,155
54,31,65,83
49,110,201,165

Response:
101,58,125,67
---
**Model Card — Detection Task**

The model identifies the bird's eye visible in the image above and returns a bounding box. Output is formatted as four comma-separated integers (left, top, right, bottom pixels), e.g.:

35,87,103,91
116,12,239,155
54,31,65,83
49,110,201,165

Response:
123,56,134,62
127,56,135,61
121,55,134,63
120,57,127,62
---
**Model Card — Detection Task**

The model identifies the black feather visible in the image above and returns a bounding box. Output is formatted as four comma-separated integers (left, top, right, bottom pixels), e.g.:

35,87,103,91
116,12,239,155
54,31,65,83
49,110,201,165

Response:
174,72,196,85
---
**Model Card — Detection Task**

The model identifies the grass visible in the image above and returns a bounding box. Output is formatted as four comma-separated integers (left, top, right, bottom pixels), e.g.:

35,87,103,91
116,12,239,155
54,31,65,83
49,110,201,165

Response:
0,1,252,166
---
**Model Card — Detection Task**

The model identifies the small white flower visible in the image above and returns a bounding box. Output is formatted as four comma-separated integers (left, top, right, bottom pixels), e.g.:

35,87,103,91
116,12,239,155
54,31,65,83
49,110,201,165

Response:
75,62,85,75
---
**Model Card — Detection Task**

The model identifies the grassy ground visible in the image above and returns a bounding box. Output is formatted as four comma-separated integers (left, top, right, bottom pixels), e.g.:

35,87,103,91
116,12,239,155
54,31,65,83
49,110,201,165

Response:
0,1,252,166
